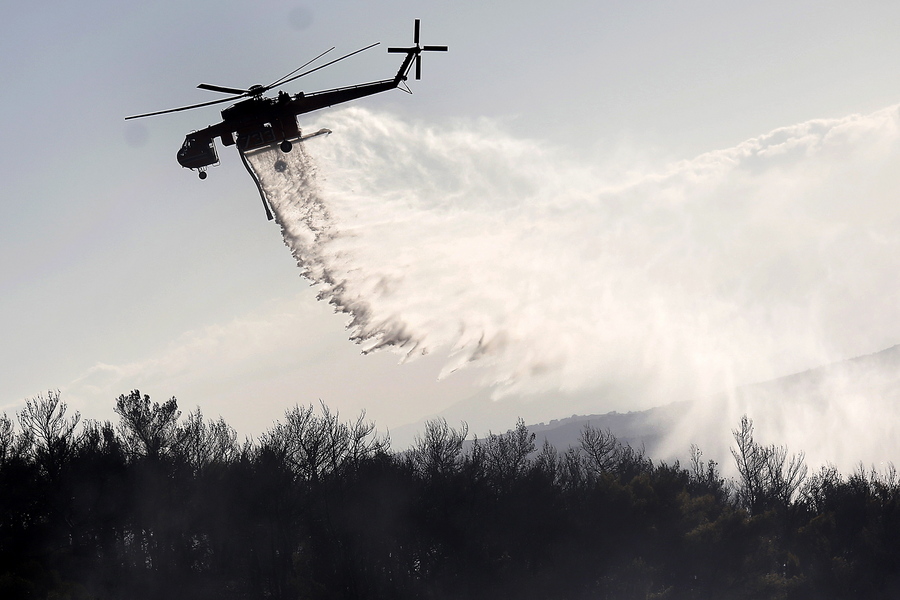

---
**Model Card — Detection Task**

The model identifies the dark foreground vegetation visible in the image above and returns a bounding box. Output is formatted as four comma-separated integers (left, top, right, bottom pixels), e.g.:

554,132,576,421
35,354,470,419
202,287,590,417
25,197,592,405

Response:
2,391,899,599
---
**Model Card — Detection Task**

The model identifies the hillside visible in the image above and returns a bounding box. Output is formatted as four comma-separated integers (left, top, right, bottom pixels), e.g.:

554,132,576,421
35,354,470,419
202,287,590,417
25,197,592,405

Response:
396,344,900,471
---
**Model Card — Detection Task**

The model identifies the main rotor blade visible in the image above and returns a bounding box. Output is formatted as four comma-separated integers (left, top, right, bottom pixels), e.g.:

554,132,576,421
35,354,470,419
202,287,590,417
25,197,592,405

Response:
266,46,335,89
415,54,421,80
414,19,420,44
125,95,237,120
272,42,380,90
423,45,448,51
197,83,249,95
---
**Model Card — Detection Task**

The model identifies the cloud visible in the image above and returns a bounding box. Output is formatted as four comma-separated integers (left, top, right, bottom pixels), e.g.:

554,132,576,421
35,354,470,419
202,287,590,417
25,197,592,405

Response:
62,295,340,427
59,291,484,440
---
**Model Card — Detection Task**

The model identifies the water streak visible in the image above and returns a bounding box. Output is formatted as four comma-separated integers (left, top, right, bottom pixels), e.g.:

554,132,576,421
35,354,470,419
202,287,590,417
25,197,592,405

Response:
243,105,900,412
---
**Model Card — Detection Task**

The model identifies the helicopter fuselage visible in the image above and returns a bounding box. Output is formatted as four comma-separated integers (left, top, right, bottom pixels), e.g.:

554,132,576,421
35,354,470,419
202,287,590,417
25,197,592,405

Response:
129,19,446,178
127,19,446,217
176,72,406,171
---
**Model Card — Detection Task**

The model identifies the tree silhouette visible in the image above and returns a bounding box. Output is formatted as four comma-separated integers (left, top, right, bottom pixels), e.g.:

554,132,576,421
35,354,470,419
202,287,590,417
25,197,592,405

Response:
178,406,239,474
17,390,80,480
408,417,468,478
732,415,807,514
3,392,900,599
114,390,182,461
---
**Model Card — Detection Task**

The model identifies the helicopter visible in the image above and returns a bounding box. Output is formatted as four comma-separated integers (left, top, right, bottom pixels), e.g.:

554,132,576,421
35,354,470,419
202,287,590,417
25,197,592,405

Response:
126,20,447,183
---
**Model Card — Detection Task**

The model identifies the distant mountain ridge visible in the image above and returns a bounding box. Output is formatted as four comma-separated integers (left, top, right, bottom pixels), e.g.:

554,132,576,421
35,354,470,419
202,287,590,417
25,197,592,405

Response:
525,402,688,457
393,344,900,471
521,344,900,469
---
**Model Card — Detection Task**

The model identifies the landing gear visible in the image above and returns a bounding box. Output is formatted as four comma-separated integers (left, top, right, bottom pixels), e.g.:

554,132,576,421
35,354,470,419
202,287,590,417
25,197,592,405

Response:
280,139,293,153
198,171,207,180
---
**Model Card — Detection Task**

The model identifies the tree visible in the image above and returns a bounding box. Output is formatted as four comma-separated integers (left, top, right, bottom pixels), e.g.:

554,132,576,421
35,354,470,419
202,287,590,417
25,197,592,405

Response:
17,390,80,479
480,418,535,483
0,413,17,465
731,415,807,514
343,408,390,472
263,403,328,483
114,390,182,460
532,439,561,485
579,424,620,475
689,444,727,501
409,418,468,479
178,407,238,474
261,402,389,483
765,442,808,510
731,415,766,512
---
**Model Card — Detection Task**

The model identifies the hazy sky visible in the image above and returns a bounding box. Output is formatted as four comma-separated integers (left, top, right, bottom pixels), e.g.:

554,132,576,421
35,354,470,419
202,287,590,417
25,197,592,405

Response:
3,1,900,450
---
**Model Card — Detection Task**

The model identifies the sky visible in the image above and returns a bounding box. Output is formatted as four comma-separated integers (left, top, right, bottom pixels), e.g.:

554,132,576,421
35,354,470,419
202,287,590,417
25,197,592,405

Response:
3,1,900,456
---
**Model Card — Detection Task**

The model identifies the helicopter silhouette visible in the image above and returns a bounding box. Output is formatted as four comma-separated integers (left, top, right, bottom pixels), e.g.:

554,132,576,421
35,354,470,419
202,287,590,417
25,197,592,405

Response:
126,20,447,182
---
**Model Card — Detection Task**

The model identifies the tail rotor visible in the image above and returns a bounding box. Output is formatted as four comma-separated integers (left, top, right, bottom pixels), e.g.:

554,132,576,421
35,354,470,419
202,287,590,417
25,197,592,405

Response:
388,19,447,80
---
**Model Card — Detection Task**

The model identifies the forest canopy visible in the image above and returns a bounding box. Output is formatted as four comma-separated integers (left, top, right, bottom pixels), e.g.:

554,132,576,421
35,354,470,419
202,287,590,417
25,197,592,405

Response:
1,390,899,599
